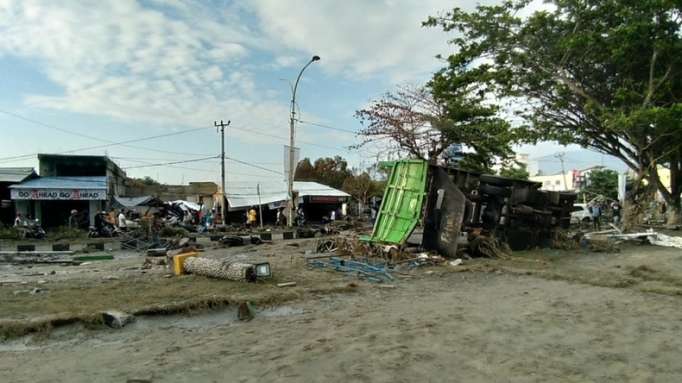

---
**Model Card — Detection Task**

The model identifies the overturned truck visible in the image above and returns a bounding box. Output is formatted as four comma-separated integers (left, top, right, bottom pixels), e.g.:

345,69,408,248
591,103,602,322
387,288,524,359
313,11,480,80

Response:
369,160,577,256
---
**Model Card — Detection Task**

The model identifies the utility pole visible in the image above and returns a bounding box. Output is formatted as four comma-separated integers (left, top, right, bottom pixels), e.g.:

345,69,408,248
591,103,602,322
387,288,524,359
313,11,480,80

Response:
215,120,231,225
257,183,263,229
287,55,320,226
554,152,568,191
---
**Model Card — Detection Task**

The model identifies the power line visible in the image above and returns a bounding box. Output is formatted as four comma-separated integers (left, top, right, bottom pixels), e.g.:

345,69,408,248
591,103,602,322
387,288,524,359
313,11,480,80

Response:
0,127,211,163
0,109,212,162
297,119,357,134
121,156,220,170
227,157,283,175
229,124,351,152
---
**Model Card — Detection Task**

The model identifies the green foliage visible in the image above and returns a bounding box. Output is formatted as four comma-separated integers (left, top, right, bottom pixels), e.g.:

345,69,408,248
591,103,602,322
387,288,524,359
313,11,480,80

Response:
581,169,619,200
341,172,385,205
295,156,353,189
127,176,162,188
499,163,530,180
354,85,516,171
0,227,22,240
425,0,682,219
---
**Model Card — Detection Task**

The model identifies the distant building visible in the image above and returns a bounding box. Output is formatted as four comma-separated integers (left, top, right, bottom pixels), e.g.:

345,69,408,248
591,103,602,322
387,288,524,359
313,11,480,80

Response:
126,181,218,210
10,154,127,228
224,181,350,223
530,166,606,192
0,167,37,226
530,172,574,192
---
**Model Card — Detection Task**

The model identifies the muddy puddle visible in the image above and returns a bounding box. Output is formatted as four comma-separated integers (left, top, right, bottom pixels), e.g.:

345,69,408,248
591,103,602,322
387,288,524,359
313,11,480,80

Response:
0,304,306,352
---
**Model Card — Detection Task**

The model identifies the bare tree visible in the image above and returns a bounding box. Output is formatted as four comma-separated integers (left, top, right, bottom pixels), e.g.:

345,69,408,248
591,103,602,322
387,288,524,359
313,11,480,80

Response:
354,85,451,161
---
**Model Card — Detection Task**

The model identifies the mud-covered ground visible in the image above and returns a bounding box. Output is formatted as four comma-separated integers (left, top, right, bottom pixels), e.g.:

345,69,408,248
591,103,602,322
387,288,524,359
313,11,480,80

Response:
2,236,682,382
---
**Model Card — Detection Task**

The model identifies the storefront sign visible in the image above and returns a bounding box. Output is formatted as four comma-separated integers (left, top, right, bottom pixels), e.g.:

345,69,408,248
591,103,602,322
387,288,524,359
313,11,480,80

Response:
11,189,107,200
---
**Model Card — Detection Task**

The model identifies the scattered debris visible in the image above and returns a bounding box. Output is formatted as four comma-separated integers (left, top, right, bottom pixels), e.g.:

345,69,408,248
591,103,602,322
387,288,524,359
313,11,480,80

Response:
102,310,135,329
376,284,396,289
468,235,511,259
449,259,464,266
238,302,255,321
307,256,393,283
277,282,297,288
648,231,682,249
73,255,114,262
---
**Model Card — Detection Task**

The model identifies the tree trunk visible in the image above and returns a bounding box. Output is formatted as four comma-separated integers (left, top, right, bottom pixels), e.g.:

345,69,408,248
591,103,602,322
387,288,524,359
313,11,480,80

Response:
668,204,682,226
622,169,647,231
651,158,682,225
666,154,682,225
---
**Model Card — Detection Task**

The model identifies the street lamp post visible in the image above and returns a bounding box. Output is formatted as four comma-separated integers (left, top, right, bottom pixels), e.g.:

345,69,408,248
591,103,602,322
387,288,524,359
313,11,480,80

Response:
287,55,320,226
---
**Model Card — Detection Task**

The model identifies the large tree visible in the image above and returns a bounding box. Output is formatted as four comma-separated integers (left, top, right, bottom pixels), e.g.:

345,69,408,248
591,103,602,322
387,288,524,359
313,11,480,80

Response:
342,171,384,213
354,84,516,172
425,0,682,222
294,156,353,189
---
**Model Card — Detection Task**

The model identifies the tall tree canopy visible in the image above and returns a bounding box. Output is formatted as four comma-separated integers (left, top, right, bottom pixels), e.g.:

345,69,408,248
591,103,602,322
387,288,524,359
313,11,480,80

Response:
354,84,516,172
425,0,682,221
294,156,353,189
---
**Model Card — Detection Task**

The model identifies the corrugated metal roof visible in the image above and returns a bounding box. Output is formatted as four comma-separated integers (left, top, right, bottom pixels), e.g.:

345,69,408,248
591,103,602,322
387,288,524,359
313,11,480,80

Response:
10,176,107,190
113,196,164,208
0,167,36,183
226,181,349,209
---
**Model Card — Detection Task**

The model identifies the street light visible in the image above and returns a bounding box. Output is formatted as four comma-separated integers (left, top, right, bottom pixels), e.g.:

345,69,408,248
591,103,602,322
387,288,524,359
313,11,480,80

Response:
287,55,320,226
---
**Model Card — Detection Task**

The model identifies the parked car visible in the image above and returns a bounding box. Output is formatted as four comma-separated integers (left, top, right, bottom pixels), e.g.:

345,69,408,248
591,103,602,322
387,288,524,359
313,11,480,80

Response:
571,203,592,224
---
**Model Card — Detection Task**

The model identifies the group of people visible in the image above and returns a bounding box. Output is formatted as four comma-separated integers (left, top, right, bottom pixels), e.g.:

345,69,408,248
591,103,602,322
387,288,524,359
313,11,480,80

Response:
589,200,622,230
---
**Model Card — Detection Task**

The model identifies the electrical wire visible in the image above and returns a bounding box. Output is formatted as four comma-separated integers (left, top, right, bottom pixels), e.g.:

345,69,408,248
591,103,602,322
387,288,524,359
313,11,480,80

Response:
297,119,357,134
121,156,220,170
0,126,211,163
226,157,283,175
228,124,351,152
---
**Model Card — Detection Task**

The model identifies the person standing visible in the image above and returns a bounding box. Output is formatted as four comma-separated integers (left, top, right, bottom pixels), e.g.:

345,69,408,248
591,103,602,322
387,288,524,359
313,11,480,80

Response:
14,213,23,227
118,209,127,231
247,207,257,228
591,203,602,230
611,201,622,225
68,209,78,229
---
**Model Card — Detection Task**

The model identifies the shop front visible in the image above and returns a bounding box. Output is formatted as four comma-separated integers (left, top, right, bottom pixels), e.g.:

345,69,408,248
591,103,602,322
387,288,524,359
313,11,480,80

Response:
10,177,108,228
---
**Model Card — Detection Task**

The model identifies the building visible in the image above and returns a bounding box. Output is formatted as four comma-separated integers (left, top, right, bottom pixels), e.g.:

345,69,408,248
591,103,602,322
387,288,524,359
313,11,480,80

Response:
530,166,607,192
0,167,37,226
530,172,574,191
10,154,127,228
125,181,218,210
224,181,350,223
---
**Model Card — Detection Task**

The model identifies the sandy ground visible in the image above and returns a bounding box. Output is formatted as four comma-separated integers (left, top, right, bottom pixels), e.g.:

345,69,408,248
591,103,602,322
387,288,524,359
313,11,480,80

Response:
2,271,682,382
0,231,682,382
1,236,682,382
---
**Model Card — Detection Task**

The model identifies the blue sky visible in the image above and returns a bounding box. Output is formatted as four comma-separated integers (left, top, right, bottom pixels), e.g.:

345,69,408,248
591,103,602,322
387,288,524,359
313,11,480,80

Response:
0,0,595,185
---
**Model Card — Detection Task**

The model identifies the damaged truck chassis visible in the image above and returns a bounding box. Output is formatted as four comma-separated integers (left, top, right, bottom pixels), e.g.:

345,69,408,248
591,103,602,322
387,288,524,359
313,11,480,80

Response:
369,160,577,257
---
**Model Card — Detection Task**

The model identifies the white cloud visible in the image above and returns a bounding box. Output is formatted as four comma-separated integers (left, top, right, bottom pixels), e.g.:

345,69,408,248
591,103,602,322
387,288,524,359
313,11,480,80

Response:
0,0,294,145
248,0,473,82
0,0,498,152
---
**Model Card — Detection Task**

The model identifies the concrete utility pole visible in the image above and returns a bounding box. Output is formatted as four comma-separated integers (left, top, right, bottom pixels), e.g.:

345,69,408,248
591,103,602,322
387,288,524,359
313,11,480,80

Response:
554,152,568,191
257,183,263,229
287,55,320,226
215,120,231,225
